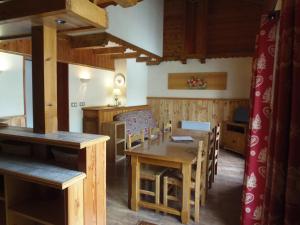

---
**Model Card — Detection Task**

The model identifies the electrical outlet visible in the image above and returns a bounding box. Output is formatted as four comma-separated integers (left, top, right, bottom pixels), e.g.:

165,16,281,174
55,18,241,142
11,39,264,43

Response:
71,102,77,107
79,102,85,107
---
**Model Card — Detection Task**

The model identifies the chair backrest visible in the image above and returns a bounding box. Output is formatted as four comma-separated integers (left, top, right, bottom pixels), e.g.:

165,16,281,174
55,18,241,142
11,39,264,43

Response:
195,140,205,190
215,124,221,151
181,120,211,132
209,127,216,156
163,120,172,133
149,127,161,139
127,130,145,149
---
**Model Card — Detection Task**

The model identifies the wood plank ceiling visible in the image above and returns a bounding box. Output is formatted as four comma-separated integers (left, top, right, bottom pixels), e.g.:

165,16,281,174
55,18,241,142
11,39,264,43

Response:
0,0,162,69
0,0,275,68
163,0,265,63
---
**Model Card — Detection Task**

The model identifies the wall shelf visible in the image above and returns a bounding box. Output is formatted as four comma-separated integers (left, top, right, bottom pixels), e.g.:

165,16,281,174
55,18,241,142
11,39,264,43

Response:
9,198,64,225
168,72,227,90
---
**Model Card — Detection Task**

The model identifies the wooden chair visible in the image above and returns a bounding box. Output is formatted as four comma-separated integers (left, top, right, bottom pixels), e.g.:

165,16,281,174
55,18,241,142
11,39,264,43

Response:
207,128,216,189
127,130,167,212
213,124,221,181
163,140,205,223
149,127,161,139
163,120,172,133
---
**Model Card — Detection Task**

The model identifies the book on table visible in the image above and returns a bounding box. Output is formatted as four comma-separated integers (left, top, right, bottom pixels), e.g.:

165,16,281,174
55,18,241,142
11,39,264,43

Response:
171,136,194,142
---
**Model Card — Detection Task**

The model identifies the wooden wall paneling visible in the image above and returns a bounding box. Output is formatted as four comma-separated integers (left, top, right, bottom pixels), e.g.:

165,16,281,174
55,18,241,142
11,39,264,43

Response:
163,0,262,60
0,38,115,70
147,97,249,129
168,72,227,90
32,25,58,134
57,62,69,132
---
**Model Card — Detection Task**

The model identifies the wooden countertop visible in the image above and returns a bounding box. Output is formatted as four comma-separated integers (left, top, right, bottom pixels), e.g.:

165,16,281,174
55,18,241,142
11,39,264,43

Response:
0,127,109,149
0,155,86,190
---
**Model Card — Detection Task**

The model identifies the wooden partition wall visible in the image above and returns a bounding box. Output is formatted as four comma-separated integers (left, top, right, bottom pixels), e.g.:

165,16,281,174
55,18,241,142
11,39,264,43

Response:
147,97,249,128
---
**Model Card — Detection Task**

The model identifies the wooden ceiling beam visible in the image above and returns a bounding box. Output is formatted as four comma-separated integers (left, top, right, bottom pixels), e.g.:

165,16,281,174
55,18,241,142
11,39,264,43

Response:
106,33,161,60
0,33,31,41
94,0,140,8
70,33,109,49
146,60,162,66
196,0,208,60
70,32,162,61
0,0,107,29
93,46,126,55
111,52,140,59
136,56,151,62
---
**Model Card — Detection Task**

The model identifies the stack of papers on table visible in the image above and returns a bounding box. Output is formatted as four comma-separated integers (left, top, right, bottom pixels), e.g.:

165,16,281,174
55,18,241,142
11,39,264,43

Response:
171,136,194,142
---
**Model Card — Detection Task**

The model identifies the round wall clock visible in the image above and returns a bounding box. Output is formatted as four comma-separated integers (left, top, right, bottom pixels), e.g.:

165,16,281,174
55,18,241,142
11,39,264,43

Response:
114,73,126,87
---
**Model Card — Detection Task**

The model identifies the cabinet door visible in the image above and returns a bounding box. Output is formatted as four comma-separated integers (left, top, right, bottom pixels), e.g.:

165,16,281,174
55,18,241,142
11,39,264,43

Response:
222,130,246,155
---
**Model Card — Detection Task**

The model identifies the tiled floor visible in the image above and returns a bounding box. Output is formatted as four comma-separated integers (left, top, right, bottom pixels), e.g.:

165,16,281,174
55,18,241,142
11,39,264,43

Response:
107,150,245,225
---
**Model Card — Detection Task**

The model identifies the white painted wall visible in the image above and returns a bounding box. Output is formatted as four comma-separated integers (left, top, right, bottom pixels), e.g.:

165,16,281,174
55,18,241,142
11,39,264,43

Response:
107,0,164,56
0,52,24,117
69,65,116,132
126,59,148,106
147,58,252,99
25,60,33,128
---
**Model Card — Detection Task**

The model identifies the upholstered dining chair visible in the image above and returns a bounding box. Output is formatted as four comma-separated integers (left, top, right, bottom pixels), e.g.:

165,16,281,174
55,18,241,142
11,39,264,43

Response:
163,140,205,223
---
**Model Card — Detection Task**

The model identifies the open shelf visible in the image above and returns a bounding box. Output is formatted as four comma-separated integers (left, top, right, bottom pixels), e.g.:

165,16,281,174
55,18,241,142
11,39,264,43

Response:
0,175,4,202
9,198,65,225
116,138,125,144
0,201,5,225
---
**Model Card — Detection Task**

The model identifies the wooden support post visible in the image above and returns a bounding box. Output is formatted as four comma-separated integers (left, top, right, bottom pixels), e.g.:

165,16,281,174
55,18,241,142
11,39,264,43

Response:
32,25,58,134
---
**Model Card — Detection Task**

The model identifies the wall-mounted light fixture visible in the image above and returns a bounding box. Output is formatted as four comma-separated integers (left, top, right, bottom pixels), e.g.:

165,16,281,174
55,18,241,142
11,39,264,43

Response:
0,58,10,74
79,72,91,83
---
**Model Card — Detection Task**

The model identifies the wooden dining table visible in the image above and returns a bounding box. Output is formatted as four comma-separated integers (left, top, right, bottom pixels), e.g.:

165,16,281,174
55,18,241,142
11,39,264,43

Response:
125,130,209,224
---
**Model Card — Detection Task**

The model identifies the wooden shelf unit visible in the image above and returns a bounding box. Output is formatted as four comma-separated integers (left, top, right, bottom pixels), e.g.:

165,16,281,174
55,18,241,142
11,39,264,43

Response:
0,126,109,225
6,180,65,225
221,121,248,156
102,121,126,164
0,175,4,202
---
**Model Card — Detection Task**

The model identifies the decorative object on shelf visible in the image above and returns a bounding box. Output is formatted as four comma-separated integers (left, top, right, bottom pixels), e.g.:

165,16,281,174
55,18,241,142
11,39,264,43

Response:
168,72,227,90
114,73,126,87
187,77,207,89
113,88,121,106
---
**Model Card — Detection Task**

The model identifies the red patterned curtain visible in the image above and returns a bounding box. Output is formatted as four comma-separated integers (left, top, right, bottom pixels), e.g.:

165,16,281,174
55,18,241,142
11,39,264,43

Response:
241,15,279,225
262,0,300,224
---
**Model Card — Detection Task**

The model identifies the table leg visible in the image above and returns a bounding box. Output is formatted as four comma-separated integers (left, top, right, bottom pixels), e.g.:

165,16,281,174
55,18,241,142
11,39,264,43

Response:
181,163,191,224
131,156,140,211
